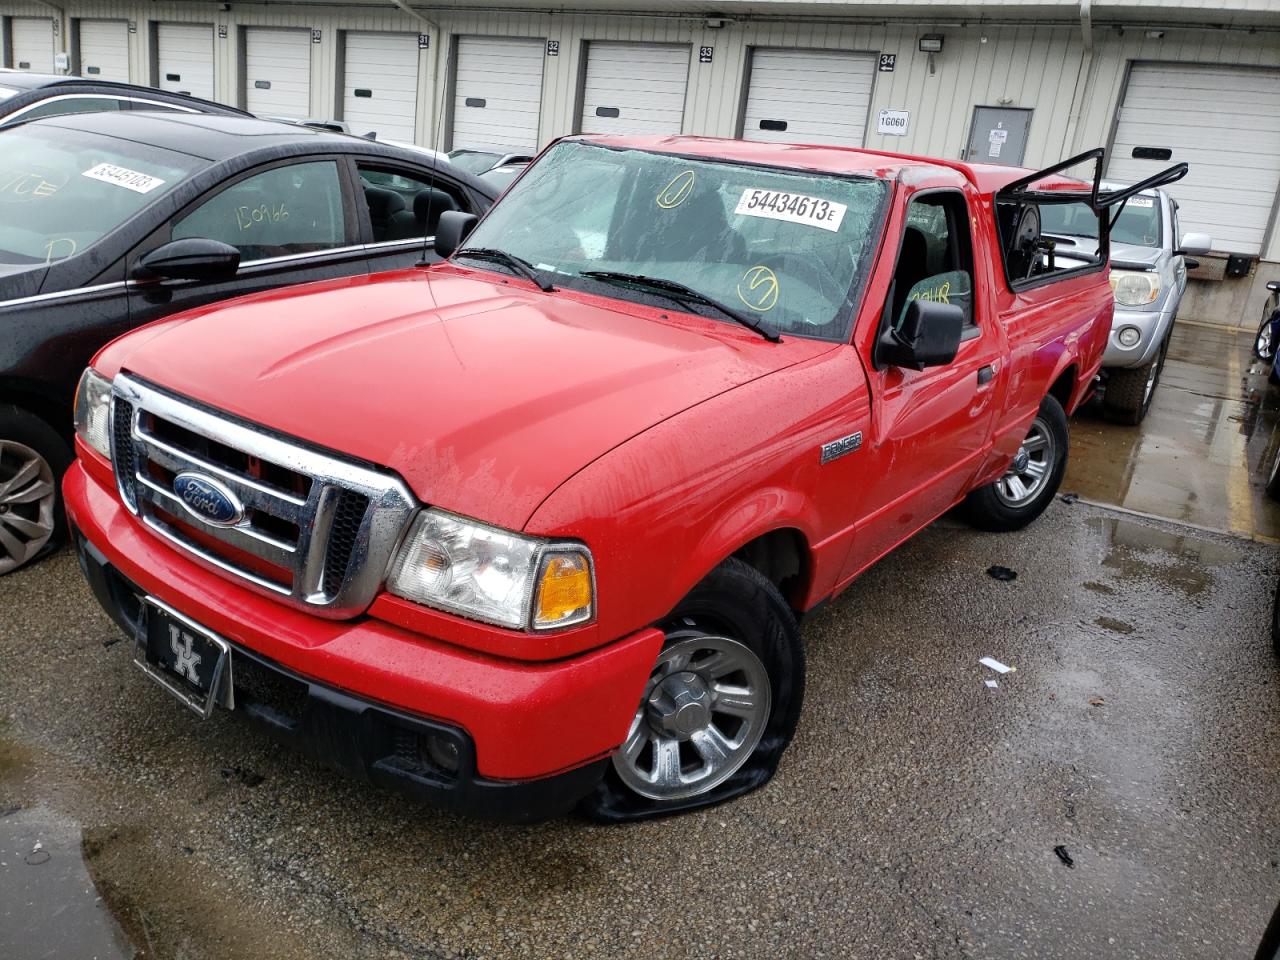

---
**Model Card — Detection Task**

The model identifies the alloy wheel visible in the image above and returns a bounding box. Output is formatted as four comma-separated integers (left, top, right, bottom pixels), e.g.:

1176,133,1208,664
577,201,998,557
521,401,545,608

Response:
0,440,56,575
994,417,1056,507
612,632,771,801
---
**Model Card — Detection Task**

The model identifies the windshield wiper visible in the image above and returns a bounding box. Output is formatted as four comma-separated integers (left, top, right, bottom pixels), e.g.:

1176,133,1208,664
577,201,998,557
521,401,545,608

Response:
455,247,554,292
580,271,780,343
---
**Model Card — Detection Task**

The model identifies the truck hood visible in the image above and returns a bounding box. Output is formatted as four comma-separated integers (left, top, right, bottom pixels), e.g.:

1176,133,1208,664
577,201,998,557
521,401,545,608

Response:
99,268,835,530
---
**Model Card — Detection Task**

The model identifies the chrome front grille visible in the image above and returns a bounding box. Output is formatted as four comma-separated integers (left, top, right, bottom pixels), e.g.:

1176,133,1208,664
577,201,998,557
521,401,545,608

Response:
110,373,417,618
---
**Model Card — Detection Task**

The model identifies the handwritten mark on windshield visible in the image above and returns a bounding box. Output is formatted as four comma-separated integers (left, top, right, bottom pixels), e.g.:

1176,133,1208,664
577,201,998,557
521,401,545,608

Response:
656,170,696,210
737,265,780,313
44,237,77,264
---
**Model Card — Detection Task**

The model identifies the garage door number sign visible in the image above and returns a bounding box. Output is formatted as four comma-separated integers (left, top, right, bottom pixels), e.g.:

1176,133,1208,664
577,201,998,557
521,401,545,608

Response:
735,189,847,232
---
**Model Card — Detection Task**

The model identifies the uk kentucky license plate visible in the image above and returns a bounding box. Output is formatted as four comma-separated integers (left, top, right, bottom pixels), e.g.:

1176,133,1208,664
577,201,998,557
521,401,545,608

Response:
134,598,233,719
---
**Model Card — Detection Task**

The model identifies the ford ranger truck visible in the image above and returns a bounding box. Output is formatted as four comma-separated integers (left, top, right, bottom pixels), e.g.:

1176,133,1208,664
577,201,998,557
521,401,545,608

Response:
65,138,1181,822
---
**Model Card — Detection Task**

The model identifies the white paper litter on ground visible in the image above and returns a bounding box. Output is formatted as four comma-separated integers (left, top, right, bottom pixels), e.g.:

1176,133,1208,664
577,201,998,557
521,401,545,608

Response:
985,679,999,689
980,657,1014,674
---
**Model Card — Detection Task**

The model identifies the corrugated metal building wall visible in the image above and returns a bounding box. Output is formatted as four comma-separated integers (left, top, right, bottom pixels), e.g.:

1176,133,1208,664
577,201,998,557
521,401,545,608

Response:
2,0,1278,279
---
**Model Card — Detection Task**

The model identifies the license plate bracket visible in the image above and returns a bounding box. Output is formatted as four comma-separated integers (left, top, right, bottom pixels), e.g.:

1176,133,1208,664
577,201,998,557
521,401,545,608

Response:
134,598,233,719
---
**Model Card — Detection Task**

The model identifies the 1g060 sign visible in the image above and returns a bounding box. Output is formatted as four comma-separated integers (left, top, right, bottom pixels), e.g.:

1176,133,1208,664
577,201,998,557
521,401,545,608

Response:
876,110,910,136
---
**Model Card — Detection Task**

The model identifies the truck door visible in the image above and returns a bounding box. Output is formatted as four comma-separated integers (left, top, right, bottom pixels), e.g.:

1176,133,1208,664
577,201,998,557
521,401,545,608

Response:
842,189,1006,577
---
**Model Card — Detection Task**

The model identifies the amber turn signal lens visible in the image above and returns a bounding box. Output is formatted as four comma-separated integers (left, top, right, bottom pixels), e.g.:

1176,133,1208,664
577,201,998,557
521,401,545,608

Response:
533,551,593,629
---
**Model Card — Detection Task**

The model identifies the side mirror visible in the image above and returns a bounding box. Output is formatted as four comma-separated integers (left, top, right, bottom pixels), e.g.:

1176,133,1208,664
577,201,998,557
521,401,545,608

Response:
133,238,241,282
435,210,480,259
1177,232,1212,256
876,300,965,371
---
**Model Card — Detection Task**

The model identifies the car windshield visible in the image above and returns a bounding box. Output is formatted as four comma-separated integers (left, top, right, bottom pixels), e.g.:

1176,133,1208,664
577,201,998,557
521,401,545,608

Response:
1041,194,1161,248
448,150,503,175
459,141,888,341
0,123,204,265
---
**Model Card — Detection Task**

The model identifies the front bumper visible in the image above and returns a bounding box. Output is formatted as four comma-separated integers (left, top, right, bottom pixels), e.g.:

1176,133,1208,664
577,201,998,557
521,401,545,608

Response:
1102,304,1175,369
65,462,663,821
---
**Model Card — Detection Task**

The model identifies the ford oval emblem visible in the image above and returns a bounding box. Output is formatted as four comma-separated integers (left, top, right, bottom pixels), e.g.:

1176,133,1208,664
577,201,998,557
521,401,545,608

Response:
172,472,244,527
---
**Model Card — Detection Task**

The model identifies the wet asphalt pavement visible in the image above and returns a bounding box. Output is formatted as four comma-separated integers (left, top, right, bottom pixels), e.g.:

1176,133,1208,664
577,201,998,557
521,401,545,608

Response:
2,322,1279,960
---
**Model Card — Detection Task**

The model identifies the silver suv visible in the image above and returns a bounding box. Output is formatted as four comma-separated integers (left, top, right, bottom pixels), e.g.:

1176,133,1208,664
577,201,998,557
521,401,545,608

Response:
1042,185,1211,424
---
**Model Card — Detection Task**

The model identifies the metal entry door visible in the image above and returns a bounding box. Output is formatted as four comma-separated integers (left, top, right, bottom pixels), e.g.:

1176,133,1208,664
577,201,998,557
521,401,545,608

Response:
965,107,1032,165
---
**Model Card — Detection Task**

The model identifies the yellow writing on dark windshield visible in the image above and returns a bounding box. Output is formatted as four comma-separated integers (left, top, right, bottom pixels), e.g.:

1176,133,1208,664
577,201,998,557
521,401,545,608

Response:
0,171,66,200
656,170,696,210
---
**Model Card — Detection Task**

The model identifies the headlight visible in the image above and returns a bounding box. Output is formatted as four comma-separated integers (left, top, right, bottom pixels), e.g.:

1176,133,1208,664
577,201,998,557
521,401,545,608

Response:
1110,269,1160,307
73,368,113,460
386,509,594,630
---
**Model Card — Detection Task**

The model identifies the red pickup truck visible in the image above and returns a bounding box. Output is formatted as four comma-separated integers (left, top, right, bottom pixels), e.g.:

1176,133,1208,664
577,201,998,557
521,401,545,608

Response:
65,137,1179,822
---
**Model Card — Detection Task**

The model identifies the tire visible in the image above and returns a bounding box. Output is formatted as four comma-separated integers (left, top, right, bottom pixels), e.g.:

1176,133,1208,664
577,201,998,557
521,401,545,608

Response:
1267,447,1280,503
1104,334,1168,425
1273,577,1280,659
1255,310,1279,362
580,557,804,823
962,394,1069,533
0,405,72,576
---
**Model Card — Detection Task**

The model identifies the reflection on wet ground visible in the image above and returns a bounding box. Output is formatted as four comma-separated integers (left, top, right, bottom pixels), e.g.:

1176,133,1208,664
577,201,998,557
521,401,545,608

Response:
1064,321,1280,541
0,741,132,960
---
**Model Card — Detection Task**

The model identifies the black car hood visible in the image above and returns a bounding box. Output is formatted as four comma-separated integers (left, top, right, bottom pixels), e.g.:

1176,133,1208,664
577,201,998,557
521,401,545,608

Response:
0,263,49,301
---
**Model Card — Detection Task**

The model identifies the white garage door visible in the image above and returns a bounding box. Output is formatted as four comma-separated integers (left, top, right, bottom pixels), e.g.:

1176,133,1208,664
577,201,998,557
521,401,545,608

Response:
156,24,214,101
579,42,689,136
77,20,129,82
1108,63,1280,255
342,32,418,142
244,28,311,118
742,48,876,146
10,18,54,72
451,36,543,152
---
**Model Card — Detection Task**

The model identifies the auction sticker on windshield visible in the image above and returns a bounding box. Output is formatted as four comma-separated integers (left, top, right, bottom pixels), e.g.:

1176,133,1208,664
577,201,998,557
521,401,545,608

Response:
1126,196,1154,208
735,189,847,232
81,162,166,194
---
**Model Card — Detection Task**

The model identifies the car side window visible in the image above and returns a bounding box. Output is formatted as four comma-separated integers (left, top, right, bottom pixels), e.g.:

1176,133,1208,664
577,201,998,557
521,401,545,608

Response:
14,96,127,121
355,165,469,244
172,161,348,262
892,193,975,330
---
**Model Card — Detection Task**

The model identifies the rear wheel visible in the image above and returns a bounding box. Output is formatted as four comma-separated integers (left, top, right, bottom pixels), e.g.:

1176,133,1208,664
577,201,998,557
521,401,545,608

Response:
962,394,1069,533
1104,334,1168,425
1266,446,1280,503
0,406,71,576
580,558,804,822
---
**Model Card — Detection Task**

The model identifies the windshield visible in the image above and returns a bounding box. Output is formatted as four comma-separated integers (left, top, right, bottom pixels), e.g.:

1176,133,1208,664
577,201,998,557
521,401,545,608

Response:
1041,194,1161,248
460,141,888,341
0,123,203,265
448,150,502,175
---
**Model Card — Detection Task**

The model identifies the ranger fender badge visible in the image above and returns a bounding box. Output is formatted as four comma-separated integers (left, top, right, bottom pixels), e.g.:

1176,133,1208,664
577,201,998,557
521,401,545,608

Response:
820,431,863,464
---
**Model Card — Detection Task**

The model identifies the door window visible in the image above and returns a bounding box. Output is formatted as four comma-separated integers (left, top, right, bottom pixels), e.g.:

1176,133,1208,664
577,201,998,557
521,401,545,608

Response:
355,165,469,243
892,192,975,330
172,161,348,262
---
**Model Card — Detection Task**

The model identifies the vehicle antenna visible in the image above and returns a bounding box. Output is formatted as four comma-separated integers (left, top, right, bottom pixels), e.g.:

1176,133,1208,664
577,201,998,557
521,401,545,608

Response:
418,35,450,268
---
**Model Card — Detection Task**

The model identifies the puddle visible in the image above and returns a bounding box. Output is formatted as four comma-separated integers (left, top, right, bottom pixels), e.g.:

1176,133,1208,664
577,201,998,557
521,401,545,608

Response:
1094,616,1136,635
0,805,136,960
1088,515,1242,597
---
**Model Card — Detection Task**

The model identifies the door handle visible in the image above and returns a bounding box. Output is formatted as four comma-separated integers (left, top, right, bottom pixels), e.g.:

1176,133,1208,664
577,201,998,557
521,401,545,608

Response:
977,365,995,385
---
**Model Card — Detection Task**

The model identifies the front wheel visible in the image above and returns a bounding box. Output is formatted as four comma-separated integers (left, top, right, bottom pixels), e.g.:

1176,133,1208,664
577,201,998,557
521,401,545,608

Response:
962,394,1069,533
579,558,804,822
0,405,71,576
1104,334,1168,425
1255,309,1279,361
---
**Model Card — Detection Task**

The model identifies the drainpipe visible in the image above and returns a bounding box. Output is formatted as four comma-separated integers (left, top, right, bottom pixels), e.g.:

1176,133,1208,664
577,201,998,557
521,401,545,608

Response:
1062,0,1094,156
387,0,439,32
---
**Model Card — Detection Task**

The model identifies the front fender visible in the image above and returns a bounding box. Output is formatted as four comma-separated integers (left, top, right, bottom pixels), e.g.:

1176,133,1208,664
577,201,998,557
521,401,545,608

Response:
525,346,868,640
